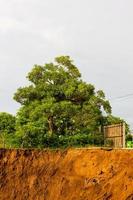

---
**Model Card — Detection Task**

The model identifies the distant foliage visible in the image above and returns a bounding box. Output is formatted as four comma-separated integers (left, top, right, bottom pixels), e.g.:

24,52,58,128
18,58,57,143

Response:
103,115,130,134
0,112,16,147
0,112,16,134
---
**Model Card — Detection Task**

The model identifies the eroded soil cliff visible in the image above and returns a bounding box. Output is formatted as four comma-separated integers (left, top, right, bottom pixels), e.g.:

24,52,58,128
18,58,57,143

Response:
0,148,133,200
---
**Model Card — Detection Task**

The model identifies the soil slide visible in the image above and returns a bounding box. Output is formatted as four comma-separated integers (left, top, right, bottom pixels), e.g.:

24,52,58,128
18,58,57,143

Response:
0,149,133,200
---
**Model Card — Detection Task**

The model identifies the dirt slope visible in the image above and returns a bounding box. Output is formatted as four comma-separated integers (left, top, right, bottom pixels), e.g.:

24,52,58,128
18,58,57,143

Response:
0,149,133,200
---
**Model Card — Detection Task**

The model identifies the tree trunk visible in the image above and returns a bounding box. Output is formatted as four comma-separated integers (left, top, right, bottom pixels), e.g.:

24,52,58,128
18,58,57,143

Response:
48,116,54,136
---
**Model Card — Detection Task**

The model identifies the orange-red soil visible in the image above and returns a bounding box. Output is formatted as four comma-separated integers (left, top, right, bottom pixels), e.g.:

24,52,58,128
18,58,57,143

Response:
0,148,133,200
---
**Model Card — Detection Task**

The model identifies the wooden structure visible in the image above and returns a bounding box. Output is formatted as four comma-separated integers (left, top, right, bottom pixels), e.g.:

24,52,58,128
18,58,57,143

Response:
104,123,125,148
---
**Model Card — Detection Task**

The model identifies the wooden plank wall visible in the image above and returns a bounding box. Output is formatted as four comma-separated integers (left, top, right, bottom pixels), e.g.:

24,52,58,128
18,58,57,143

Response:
104,123,125,148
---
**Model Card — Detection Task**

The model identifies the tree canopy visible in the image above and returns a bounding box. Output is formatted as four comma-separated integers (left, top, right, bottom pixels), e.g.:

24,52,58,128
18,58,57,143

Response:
13,56,112,147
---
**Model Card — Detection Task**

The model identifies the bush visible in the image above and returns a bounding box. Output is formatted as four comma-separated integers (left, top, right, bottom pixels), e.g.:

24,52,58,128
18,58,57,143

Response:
6,130,104,149
40,133,104,148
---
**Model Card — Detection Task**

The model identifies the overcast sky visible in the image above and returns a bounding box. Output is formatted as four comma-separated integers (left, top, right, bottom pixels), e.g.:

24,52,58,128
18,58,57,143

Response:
0,0,133,128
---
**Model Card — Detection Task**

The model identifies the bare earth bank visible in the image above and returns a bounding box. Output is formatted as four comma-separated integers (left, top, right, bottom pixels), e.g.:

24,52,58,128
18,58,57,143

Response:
0,149,133,200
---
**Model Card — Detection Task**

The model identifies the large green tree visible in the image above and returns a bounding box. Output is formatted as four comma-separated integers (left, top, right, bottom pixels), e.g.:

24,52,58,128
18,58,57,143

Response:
14,56,111,147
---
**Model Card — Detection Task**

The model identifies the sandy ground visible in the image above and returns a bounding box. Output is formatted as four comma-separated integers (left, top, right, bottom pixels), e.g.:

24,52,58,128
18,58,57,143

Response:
0,148,133,200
